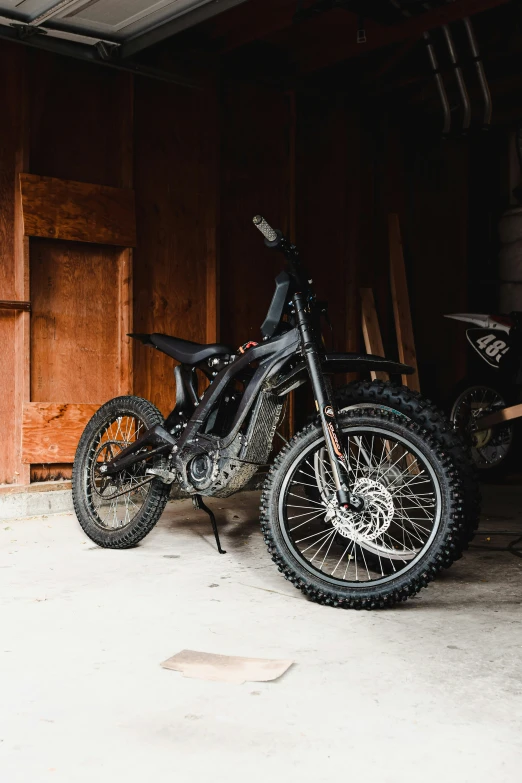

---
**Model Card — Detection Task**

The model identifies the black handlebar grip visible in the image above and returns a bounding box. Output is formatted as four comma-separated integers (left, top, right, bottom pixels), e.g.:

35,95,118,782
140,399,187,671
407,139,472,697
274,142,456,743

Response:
253,215,278,243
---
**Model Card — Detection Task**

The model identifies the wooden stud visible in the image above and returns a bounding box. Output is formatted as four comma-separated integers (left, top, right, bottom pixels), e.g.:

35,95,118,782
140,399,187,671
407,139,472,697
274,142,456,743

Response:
360,288,388,382
287,89,297,438
206,71,220,346
345,106,362,383
14,49,31,485
117,73,134,396
118,248,133,395
389,213,420,391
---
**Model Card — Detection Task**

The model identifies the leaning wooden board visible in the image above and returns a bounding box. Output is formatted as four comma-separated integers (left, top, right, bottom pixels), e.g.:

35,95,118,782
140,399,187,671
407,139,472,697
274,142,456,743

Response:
389,213,420,391
22,402,101,463
360,287,388,382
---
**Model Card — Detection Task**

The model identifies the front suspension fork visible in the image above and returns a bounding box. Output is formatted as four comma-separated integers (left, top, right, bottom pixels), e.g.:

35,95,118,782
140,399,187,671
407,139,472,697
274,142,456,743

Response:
294,292,357,510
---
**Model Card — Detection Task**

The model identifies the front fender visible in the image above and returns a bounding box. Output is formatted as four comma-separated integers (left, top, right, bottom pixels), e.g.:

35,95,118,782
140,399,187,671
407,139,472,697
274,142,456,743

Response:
269,352,413,397
323,352,414,376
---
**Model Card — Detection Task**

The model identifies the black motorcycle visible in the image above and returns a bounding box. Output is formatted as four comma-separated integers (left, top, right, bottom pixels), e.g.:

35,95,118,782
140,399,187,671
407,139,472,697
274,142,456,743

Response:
73,216,472,609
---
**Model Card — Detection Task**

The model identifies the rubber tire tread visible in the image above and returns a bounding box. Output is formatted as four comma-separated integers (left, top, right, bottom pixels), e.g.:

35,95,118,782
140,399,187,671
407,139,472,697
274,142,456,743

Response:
260,408,466,610
72,395,170,549
334,381,480,551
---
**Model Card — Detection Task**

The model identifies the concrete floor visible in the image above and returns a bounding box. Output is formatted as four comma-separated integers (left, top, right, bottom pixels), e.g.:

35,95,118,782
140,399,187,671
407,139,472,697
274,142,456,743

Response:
1,486,522,783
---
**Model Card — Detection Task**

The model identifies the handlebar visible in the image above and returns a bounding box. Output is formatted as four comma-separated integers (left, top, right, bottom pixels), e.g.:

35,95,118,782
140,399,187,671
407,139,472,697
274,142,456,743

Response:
253,215,278,242
252,214,313,299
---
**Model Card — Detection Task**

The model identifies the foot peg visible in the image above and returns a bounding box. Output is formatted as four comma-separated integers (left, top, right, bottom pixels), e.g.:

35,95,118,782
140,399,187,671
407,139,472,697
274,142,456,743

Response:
193,494,226,554
146,467,177,484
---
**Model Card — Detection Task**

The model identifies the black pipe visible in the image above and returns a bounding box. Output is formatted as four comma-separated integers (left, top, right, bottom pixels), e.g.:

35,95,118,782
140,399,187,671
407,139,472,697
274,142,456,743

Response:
441,24,471,134
391,0,452,137
423,31,452,137
462,16,492,129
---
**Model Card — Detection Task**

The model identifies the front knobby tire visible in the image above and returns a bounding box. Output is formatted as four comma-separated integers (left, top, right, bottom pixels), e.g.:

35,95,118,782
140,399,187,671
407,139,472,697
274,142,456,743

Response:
260,409,465,610
334,381,480,550
72,396,171,549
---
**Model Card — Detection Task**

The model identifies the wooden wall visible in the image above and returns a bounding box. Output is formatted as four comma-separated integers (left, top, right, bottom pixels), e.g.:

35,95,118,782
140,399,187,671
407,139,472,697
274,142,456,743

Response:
0,43,216,483
0,39,474,485
133,75,218,416
295,94,362,357
0,43,28,486
219,81,292,348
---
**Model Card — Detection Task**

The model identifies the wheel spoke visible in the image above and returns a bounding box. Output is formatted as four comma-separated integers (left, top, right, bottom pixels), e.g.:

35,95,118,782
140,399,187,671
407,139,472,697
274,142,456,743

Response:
280,423,441,587
86,413,156,530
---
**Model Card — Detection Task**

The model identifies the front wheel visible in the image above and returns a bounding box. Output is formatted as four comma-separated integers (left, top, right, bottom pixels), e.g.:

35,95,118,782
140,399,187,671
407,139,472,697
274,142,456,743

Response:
334,380,480,550
72,396,171,548
260,409,464,609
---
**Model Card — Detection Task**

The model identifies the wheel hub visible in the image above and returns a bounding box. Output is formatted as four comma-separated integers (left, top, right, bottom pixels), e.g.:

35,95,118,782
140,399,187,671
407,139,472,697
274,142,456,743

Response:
326,477,395,541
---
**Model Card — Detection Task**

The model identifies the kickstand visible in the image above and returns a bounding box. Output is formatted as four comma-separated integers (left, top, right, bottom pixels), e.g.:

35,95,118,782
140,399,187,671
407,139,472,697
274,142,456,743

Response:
192,494,226,554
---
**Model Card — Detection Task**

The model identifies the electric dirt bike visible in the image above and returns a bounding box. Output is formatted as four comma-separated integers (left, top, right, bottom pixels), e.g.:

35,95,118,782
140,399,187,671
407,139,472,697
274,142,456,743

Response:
73,216,472,609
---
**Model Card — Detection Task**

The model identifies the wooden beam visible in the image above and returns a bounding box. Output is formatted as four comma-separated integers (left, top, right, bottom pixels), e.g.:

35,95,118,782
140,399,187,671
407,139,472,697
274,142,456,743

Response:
207,0,306,52
118,249,133,395
476,403,522,431
287,89,297,438
360,288,388,382
205,73,220,346
22,403,101,464
117,73,134,396
389,214,420,391
14,47,31,485
20,174,137,247
292,0,511,73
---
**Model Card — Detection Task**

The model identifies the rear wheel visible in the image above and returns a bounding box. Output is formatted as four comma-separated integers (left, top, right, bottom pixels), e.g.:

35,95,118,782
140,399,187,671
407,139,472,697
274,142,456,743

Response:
261,409,464,609
72,396,171,548
449,380,517,481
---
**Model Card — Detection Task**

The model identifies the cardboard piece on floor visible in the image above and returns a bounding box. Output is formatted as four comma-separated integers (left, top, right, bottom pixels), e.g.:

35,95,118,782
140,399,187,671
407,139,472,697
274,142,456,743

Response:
160,649,293,684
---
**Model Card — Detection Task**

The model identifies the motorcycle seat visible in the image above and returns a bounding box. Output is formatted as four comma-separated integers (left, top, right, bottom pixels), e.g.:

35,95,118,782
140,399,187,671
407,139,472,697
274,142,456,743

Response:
130,333,233,364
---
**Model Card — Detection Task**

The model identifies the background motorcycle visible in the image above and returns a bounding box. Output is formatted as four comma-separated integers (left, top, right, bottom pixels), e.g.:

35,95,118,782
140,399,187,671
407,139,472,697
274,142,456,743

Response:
72,216,474,609
445,311,522,480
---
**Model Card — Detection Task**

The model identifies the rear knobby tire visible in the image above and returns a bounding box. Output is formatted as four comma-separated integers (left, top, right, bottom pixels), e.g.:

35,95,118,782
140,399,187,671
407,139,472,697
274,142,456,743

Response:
260,409,465,610
334,381,480,551
72,396,171,549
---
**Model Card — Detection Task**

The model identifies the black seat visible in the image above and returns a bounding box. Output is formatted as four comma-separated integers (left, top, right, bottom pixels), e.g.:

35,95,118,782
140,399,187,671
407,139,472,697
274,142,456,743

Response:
130,333,233,364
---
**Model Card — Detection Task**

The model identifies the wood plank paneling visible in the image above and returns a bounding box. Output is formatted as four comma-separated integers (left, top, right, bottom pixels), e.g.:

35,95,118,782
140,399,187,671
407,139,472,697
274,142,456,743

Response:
404,135,469,401
296,96,359,356
0,42,30,485
30,239,121,404
133,77,218,415
220,81,291,349
20,174,136,247
29,51,125,187
26,54,135,480
23,403,101,463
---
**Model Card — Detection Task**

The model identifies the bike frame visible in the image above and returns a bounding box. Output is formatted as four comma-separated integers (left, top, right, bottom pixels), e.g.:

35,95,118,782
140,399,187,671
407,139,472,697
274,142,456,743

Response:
104,221,413,510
